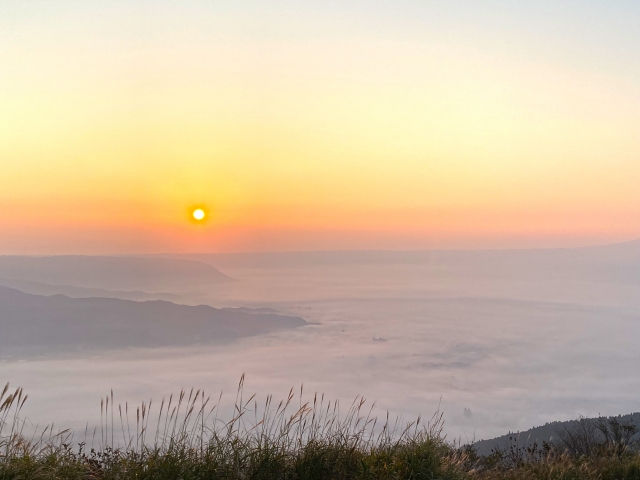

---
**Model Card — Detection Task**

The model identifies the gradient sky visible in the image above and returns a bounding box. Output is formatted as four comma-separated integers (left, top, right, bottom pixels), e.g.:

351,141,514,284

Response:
1,1,639,254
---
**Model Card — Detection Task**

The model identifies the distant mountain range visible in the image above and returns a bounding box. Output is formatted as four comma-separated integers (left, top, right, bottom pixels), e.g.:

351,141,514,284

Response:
0,276,182,302
0,286,306,357
154,238,640,273
3,240,639,289
0,255,231,291
473,412,640,456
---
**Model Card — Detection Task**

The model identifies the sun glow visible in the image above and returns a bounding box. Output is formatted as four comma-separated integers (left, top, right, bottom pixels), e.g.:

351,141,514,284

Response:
192,209,205,221
2,1,640,254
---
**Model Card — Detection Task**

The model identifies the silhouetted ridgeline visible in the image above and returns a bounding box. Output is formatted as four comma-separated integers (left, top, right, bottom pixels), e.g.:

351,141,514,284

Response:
0,276,182,302
0,286,306,356
474,412,640,456
0,255,231,291
157,238,640,276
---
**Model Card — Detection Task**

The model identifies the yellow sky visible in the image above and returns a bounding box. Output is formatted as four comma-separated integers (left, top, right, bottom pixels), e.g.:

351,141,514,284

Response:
1,3,639,253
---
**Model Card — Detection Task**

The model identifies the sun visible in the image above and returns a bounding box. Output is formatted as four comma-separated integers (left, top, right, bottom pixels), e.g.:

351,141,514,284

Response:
192,208,206,221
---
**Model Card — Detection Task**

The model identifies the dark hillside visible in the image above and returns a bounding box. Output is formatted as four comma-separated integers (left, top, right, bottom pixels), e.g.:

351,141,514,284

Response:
474,412,640,455
0,286,305,356
0,255,231,291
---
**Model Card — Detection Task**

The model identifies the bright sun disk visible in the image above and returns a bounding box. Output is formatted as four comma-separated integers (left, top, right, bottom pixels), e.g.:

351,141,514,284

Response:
192,208,205,221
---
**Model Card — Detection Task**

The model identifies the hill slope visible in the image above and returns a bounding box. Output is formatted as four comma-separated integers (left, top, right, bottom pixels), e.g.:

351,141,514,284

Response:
0,276,182,302
0,256,231,291
473,412,640,455
0,286,306,356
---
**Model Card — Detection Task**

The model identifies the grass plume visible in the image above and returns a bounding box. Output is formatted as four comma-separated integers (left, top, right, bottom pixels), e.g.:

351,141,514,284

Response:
1,377,640,479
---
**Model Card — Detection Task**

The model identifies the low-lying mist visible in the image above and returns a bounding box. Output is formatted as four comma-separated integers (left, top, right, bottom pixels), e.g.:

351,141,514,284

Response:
2,242,640,443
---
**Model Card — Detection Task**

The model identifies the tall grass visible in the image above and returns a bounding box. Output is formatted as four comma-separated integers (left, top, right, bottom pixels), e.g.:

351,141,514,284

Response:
0,377,465,479
2,378,640,479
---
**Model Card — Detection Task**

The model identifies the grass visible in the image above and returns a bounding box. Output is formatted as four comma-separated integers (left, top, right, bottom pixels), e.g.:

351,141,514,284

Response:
1,378,639,479
0,377,464,480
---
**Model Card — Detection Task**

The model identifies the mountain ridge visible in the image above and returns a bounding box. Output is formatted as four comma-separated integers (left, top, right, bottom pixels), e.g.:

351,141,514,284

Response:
473,412,640,456
0,255,232,291
0,286,306,356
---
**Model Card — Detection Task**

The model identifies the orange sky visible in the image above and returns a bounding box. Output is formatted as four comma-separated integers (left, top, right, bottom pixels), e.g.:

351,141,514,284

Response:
1,2,639,254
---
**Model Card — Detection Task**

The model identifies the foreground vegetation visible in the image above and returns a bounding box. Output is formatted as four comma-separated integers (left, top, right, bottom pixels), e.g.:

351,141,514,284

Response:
1,379,639,479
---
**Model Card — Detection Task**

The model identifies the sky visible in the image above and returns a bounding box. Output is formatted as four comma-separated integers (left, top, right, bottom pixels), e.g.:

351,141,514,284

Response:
1,1,639,254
